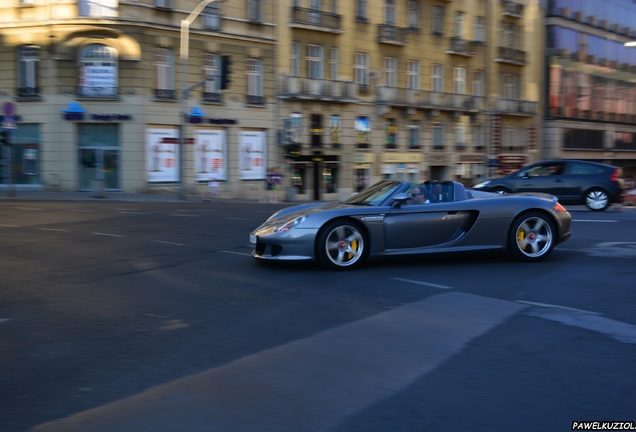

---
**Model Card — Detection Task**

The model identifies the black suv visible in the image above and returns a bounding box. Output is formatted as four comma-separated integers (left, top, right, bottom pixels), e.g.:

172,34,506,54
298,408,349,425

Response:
473,160,624,211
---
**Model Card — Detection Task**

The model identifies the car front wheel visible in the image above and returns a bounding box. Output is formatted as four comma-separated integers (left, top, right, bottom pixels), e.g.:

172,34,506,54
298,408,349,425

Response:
585,188,610,211
508,212,556,262
316,220,367,270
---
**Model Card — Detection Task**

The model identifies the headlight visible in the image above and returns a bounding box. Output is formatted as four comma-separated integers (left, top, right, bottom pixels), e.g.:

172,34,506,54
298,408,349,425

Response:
276,215,307,232
473,180,491,189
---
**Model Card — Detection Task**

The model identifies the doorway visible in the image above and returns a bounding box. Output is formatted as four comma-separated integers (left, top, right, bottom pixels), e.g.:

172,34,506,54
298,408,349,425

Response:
79,148,119,191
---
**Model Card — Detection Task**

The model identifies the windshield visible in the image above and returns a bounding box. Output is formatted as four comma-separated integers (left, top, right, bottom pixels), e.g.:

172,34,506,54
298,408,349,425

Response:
344,180,404,206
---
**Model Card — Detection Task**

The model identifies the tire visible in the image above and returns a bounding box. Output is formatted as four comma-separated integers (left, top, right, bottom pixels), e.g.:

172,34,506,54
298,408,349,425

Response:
585,188,610,211
493,187,508,195
316,220,368,270
508,212,556,262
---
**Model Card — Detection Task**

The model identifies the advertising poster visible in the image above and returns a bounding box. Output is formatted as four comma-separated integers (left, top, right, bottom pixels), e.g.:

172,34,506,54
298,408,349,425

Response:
194,129,226,182
239,130,266,180
146,128,179,182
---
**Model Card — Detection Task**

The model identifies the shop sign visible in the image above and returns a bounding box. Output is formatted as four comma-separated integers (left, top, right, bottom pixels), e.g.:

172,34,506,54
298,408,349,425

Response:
352,153,375,163
381,153,423,163
458,154,486,163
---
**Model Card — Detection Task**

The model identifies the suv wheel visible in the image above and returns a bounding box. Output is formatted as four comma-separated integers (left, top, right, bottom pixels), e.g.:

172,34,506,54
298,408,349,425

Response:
585,188,610,211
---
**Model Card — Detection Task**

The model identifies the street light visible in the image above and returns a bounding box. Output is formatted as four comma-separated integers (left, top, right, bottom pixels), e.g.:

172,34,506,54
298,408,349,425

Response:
178,0,223,198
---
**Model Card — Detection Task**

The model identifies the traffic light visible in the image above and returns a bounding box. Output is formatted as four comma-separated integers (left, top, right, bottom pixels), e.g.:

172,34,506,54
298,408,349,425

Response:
220,55,232,90
0,130,9,146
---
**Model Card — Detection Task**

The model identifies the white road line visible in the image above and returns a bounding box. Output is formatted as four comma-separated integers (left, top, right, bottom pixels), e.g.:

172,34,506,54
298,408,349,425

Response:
118,211,147,215
168,214,199,217
68,209,95,212
37,228,69,232
30,292,522,432
153,240,186,246
221,250,253,256
0,224,19,227
13,206,44,211
391,277,452,290
92,232,123,237
516,300,601,315
0,319,10,324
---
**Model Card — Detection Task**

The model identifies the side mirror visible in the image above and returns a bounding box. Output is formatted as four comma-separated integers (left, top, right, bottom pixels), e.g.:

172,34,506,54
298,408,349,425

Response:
392,192,410,208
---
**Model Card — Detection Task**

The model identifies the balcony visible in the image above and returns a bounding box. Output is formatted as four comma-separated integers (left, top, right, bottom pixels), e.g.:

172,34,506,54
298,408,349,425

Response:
377,24,407,45
202,92,222,103
290,7,342,32
446,37,476,57
495,46,526,65
501,0,523,18
496,98,537,115
375,87,483,112
278,76,357,103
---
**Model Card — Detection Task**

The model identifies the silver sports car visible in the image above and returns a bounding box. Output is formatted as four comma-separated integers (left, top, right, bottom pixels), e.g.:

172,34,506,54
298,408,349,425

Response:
250,180,572,270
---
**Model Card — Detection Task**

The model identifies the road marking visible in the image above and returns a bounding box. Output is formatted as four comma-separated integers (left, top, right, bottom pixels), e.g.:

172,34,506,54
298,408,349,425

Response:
221,250,252,256
13,206,44,211
153,240,186,246
516,300,601,315
118,211,147,215
227,217,255,221
37,228,69,232
168,213,199,217
0,319,10,324
29,293,523,432
0,224,19,227
92,232,123,238
525,307,636,344
68,209,95,212
391,277,452,289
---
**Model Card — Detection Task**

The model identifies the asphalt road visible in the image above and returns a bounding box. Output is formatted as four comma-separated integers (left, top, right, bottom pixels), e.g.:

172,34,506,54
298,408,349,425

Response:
1,201,635,432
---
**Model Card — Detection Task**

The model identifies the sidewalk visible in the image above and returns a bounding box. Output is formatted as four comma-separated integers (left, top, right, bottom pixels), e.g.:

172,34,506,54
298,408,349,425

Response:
0,189,187,203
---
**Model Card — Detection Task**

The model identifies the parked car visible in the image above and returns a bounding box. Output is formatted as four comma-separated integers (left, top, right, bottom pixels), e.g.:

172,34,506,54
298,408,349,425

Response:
473,160,624,211
250,179,571,270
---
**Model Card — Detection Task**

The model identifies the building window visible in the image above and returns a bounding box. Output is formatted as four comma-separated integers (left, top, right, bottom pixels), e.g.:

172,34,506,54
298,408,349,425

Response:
454,122,466,150
78,0,117,17
432,6,444,36
502,73,519,99
247,0,263,22
311,114,323,148
17,45,40,97
385,0,395,25
154,48,174,99
383,57,397,87
433,123,443,150
354,53,369,87
247,58,264,104
78,44,118,98
329,47,339,81
203,3,221,30
291,42,300,76
202,53,221,102
453,67,466,95
329,115,341,148
453,11,464,38
473,124,483,150
408,1,419,30
385,118,398,149
155,0,172,9
356,116,370,148
356,0,367,21
474,16,485,42
473,70,484,96
307,45,324,79
408,120,420,149
431,64,443,92
406,60,420,90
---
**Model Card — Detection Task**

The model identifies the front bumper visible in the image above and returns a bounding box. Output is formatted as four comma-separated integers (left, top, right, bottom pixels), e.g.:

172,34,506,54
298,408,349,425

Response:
250,228,318,261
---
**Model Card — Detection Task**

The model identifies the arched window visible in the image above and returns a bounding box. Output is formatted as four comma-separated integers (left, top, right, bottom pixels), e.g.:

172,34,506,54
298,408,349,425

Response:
18,45,40,97
78,44,118,97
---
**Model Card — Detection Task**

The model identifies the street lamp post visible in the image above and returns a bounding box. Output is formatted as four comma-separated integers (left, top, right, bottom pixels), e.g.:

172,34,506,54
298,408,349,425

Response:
178,0,221,199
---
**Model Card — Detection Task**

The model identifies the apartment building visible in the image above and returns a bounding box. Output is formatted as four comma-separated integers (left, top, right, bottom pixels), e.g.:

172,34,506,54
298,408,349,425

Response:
0,0,276,198
0,0,542,200
545,0,636,180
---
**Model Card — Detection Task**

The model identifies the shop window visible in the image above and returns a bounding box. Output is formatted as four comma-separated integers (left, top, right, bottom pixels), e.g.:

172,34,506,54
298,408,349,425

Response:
78,44,118,98
385,118,398,149
329,115,341,148
311,114,323,148
292,166,306,194
408,121,420,149
323,165,338,194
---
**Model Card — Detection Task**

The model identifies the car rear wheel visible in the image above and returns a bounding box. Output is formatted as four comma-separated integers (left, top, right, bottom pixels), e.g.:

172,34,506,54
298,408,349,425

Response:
316,220,367,270
508,212,555,262
585,188,610,211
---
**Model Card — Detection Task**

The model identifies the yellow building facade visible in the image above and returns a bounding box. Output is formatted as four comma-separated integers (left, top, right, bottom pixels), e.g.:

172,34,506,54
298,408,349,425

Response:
0,0,541,200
